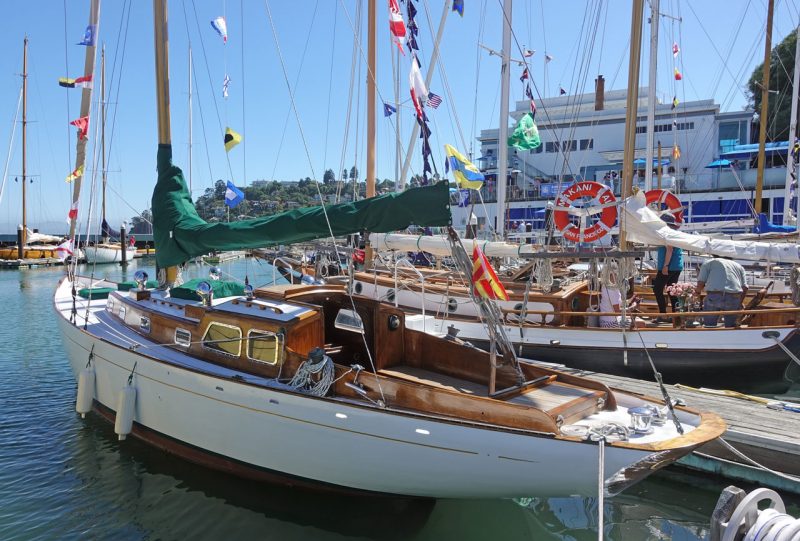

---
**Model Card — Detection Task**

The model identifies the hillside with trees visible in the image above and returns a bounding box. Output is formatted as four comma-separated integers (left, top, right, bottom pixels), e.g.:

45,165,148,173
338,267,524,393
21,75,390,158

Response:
747,30,798,142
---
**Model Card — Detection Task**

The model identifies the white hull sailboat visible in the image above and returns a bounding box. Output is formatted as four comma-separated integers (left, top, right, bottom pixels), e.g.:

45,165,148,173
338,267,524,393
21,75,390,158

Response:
55,275,722,498
54,0,723,500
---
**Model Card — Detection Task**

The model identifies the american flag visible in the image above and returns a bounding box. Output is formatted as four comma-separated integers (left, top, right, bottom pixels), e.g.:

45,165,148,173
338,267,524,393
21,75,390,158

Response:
426,92,442,109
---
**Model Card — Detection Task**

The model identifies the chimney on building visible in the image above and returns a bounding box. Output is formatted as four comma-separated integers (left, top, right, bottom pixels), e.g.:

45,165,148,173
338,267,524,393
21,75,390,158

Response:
594,75,605,111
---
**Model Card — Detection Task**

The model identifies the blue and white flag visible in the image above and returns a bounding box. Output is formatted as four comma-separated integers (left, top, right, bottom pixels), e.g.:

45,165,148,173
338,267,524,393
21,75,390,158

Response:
211,17,228,43
78,24,97,46
383,103,396,117
224,181,245,208
222,74,231,98
458,189,471,207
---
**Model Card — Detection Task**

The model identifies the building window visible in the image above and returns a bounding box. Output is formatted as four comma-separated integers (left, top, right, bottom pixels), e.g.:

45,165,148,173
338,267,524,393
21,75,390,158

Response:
567,140,577,151
580,139,594,150
202,322,243,357
636,126,647,134
247,330,285,366
545,141,556,153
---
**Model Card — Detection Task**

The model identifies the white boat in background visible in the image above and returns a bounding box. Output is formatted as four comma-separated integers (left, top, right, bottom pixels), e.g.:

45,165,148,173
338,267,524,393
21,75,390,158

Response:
84,243,122,264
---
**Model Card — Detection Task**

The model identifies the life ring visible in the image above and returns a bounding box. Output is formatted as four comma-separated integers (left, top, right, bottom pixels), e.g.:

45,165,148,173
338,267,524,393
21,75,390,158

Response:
553,181,617,243
645,189,684,222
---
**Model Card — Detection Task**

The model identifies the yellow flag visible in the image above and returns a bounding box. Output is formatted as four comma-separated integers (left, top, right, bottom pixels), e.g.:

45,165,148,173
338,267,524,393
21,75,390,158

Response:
224,127,242,152
444,144,484,190
672,144,681,160
66,164,84,183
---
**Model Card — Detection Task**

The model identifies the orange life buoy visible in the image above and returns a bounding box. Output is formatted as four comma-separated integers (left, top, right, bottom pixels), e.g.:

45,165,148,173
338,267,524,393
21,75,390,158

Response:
645,189,684,222
553,181,617,243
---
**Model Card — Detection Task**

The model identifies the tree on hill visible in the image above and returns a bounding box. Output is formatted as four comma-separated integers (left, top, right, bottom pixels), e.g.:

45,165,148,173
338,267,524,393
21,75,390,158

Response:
747,30,797,142
323,169,335,184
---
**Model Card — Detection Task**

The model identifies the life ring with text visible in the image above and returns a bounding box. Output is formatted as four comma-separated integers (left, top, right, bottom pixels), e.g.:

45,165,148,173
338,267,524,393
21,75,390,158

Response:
553,181,617,243
645,189,684,222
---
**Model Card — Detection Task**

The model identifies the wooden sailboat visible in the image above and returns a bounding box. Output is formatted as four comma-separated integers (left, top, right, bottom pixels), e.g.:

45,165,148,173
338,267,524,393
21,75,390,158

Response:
55,0,725,498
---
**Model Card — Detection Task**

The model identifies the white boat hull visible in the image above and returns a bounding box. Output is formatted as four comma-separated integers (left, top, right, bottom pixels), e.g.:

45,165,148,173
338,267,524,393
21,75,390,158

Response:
54,278,685,499
85,245,121,265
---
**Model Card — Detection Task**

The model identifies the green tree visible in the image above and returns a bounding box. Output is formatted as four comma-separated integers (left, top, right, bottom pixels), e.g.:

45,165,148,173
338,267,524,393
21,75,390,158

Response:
213,179,227,200
323,168,335,184
747,31,797,141
349,166,359,181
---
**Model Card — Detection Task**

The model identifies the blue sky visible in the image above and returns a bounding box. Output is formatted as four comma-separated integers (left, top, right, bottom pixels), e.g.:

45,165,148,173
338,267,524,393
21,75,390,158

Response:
0,0,797,233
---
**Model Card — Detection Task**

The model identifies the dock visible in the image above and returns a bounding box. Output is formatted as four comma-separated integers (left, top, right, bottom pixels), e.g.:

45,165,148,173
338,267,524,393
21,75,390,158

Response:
0,258,64,269
556,366,800,493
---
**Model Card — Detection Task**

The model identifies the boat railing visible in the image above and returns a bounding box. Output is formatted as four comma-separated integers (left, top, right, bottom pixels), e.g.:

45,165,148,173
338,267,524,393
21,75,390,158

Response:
272,257,297,285
394,257,426,331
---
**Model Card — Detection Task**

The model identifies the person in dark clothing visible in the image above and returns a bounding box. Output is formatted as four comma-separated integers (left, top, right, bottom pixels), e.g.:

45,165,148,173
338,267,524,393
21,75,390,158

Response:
652,215,683,321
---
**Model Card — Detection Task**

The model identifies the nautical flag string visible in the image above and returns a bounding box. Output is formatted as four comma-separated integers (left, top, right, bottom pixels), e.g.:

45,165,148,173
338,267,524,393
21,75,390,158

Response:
559,87,567,95
471,242,509,301
672,95,679,109
222,74,231,98
544,54,553,63
70,116,90,140
672,42,680,58
68,201,79,221
519,68,529,82
224,127,242,152
383,103,397,117
66,165,84,183
674,68,682,81
224,181,245,208
78,25,97,46
426,92,442,109
406,0,419,52
388,0,407,52
523,48,535,57
58,75,93,89
409,55,428,120
452,0,464,16
211,17,228,43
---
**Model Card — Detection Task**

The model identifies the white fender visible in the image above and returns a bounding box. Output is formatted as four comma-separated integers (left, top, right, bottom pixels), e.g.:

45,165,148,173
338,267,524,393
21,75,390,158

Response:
114,383,137,441
75,366,95,418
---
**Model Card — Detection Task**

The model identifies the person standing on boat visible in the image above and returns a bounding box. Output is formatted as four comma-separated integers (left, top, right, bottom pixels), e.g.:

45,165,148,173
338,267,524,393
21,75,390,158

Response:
652,215,683,321
695,256,748,328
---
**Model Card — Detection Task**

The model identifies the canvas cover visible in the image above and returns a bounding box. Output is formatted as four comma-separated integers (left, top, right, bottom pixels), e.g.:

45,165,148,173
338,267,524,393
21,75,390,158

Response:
169,278,245,301
153,145,452,268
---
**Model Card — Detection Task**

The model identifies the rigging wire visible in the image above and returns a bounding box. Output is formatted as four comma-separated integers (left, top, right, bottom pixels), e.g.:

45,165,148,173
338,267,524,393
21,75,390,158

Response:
262,0,386,403
240,0,247,184
0,87,23,208
322,3,340,176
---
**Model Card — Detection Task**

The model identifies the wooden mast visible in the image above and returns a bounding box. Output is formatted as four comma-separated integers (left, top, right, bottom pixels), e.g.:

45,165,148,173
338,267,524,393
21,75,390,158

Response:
782,24,800,226
100,45,107,243
367,0,376,199
66,0,101,250
755,0,775,216
19,37,28,259
153,0,177,283
619,0,645,250
496,0,512,239
644,0,659,192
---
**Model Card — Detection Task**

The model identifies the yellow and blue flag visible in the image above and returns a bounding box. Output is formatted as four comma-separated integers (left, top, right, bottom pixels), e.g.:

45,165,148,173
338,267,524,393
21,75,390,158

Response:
444,144,484,190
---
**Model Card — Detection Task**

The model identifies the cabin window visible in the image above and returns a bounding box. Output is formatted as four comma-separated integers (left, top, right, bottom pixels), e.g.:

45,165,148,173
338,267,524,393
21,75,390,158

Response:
140,316,151,334
174,328,192,348
247,330,285,366
334,309,364,333
118,306,126,320
202,322,242,356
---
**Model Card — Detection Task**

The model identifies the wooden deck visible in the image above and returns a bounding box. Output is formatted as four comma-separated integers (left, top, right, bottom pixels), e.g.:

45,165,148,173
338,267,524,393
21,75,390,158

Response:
555,365,800,492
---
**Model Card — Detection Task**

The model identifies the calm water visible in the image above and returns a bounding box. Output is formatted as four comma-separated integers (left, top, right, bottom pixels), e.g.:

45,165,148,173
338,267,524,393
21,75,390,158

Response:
0,259,793,540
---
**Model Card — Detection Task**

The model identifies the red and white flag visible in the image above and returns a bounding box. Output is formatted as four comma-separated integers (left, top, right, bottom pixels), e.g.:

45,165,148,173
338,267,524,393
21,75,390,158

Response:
409,57,428,120
672,42,680,58
70,116,89,140
388,0,406,53
55,240,73,261
67,201,78,222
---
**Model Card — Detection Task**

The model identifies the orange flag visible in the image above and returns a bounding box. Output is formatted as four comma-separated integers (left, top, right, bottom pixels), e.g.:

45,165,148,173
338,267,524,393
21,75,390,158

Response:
471,243,509,301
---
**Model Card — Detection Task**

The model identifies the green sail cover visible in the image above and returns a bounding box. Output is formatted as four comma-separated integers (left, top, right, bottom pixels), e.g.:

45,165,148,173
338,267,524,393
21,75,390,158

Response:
153,145,452,268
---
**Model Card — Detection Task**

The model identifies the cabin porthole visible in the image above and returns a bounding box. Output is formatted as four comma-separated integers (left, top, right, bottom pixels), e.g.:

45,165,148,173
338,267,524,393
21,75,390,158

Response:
386,289,395,303
388,314,401,331
447,297,458,313
354,281,363,295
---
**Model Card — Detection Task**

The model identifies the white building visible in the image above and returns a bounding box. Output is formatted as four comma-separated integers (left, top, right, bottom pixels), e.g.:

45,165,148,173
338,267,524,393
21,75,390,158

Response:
453,77,793,232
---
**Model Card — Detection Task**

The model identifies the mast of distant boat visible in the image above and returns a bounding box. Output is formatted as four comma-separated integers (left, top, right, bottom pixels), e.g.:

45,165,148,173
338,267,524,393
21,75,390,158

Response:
754,0,775,219
18,37,27,259
100,45,107,244
783,25,800,227
643,0,659,192
619,0,646,250
496,0,512,239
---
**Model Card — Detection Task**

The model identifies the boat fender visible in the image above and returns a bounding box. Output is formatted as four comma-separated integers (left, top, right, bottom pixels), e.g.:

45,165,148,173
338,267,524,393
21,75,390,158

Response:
586,305,600,328
76,365,95,418
114,380,137,441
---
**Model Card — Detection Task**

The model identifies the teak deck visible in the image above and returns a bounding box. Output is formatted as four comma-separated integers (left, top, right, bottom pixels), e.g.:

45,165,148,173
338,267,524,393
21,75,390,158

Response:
556,365,800,490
